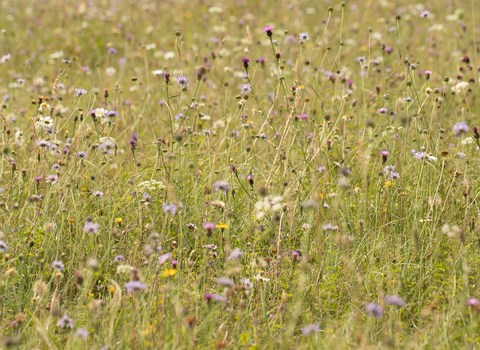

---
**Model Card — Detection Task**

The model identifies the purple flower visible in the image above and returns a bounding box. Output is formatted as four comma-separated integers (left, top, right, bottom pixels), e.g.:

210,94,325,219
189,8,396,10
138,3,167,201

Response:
302,323,320,335
92,191,104,197
77,152,88,158
83,221,99,234
175,75,189,88
75,88,87,97
114,255,125,262
299,113,309,119
299,32,310,42
143,192,153,202
453,121,469,138
108,47,117,54
376,108,388,114
241,84,252,94
203,222,216,231
386,295,405,307
365,302,383,318
51,164,60,170
420,10,430,17
322,223,339,231
204,293,214,301
74,328,89,341
356,56,366,63
230,130,240,138
213,181,230,195
57,315,73,329
263,25,274,32
105,110,119,117
158,253,172,264
125,281,147,292
186,223,197,230
162,203,177,215
317,166,327,173
175,113,185,121
216,277,234,286
51,260,65,271
0,241,8,253
227,248,243,261
467,298,480,306
46,175,58,184
203,129,211,136
213,293,228,303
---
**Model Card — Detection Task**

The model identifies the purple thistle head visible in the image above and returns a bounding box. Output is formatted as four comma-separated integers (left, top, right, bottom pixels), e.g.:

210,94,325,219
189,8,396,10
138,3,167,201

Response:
385,295,405,307
299,113,309,120
380,150,389,163
467,298,480,307
164,73,171,84
75,88,87,97
125,281,147,292
108,47,117,54
365,302,383,318
263,25,274,37
376,108,388,114
213,181,230,195
162,203,177,215
114,255,125,262
242,57,250,69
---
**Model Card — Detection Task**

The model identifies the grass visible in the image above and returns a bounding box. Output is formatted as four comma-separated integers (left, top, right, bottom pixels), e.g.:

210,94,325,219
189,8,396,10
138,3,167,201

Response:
0,0,479,348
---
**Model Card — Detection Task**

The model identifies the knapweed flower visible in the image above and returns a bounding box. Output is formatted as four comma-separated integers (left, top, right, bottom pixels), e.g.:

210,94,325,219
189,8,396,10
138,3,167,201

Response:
242,57,250,69
77,152,88,158
263,25,274,37
466,298,480,306
125,281,147,292
203,222,216,236
299,32,310,43
51,260,65,271
380,150,389,163
365,302,383,318
299,113,309,120
386,295,406,307
46,175,58,184
175,75,189,88
57,315,74,329
83,221,99,234
162,203,177,215
213,181,230,195
453,121,469,138
302,323,320,336
0,241,8,253
376,108,388,114
75,88,87,97
241,84,252,94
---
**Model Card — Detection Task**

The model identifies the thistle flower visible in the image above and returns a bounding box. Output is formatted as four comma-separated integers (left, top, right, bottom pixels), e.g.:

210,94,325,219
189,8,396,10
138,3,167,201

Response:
386,295,406,307
158,253,172,264
227,248,243,261
299,113,309,119
466,298,480,306
365,302,383,318
242,57,250,69
114,255,125,262
263,25,274,37
376,108,387,114
380,150,389,163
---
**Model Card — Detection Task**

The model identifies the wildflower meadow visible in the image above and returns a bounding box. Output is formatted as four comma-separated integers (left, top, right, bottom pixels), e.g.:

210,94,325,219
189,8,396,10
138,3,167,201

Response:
0,0,480,348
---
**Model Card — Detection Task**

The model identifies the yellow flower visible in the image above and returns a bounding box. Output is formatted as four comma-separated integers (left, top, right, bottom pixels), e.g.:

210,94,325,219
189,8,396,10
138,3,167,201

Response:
216,223,229,229
109,286,115,294
115,217,122,224
68,218,74,224
384,181,393,188
164,269,177,277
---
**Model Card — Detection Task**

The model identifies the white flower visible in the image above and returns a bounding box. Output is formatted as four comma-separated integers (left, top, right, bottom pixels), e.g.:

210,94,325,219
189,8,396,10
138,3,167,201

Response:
105,67,117,76
50,51,64,59
145,43,156,50
35,116,54,131
152,69,164,76
164,52,175,60
15,130,25,146
451,81,469,93
38,102,51,114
